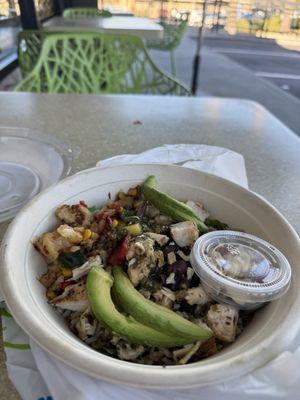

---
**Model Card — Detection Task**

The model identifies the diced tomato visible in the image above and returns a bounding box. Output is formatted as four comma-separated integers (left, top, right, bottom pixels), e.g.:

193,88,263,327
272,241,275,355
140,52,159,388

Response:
60,280,75,290
79,200,88,207
108,201,120,209
108,235,130,266
106,216,113,228
97,212,106,221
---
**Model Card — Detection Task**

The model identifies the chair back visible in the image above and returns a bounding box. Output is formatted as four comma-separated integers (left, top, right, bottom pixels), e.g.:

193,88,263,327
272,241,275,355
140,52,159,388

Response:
16,32,190,95
63,8,112,19
18,30,44,77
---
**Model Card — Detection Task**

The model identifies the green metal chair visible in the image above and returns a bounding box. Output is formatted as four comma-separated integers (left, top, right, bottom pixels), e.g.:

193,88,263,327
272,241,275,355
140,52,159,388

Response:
147,18,188,77
18,30,43,78
18,30,71,78
15,32,190,95
62,7,112,19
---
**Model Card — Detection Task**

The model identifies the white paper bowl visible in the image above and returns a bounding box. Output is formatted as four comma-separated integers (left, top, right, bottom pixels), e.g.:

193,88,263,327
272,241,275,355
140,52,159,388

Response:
1,164,300,389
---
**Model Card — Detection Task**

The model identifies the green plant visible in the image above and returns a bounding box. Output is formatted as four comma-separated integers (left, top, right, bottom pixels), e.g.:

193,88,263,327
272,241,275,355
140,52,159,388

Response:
63,7,112,19
16,32,190,96
18,30,60,77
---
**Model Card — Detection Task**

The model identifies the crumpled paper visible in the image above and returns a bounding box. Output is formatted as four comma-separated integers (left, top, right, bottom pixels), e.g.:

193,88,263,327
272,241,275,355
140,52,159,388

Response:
2,144,300,400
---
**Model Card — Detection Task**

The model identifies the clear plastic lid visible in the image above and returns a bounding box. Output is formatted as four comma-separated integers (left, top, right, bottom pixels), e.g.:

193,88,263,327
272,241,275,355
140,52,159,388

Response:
191,231,292,309
0,127,74,222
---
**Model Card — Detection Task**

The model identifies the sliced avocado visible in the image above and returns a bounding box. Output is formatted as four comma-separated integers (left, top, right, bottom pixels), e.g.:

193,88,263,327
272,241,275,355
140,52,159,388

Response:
87,266,197,347
142,175,208,233
112,267,212,341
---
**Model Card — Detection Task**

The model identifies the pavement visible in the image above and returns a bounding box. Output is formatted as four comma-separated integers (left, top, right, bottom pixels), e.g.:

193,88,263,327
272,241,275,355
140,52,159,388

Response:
149,27,300,136
202,33,300,99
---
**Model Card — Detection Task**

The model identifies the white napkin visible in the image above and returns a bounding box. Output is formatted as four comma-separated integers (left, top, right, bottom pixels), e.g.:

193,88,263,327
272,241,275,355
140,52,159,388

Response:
2,144,300,400
96,144,248,188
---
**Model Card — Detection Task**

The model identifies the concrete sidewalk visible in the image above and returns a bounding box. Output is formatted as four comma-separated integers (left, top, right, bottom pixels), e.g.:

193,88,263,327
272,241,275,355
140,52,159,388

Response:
150,28,300,136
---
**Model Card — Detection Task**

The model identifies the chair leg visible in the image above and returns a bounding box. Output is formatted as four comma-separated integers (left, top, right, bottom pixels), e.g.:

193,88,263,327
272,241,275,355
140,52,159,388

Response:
170,50,176,77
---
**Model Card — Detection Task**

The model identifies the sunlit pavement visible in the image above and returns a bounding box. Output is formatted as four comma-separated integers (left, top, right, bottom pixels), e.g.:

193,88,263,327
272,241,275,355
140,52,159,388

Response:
150,27,300,136
202,33,300,99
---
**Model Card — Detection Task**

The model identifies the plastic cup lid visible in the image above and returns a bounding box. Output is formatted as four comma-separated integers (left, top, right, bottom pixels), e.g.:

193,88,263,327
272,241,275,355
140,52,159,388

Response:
0,127,74,222
191,231,292,305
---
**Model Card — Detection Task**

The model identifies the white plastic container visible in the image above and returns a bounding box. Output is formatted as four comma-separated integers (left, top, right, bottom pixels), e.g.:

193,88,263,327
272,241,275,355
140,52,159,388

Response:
0,127,73,222
0,164,300,389
191,231,292,310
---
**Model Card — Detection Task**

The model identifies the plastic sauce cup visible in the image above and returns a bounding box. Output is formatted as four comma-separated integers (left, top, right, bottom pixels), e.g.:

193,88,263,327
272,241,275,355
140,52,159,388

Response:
190,231,292,310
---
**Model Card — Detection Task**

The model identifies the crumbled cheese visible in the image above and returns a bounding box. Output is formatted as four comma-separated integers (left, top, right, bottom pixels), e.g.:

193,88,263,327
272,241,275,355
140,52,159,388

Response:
155,250,165,267
167,251,176,265
128,258,136,267
178,341,203,365
186,200,209,221
187,267,194,280
166,272,176,285
161,287,176,301
177,250,190,262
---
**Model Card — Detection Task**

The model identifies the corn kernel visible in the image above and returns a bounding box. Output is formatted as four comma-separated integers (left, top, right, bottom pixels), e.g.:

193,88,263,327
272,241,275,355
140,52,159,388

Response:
46,290,57,300
124,223,142,236
61,267,73,278
83,229,92,241
118,206,124,213
117,191,126,200
112,219,119,228
128,187,138,197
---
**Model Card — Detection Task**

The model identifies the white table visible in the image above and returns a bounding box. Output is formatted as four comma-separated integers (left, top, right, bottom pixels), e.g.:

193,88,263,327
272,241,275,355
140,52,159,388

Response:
44,16,163,40
1,93,300,400
105,7,134,16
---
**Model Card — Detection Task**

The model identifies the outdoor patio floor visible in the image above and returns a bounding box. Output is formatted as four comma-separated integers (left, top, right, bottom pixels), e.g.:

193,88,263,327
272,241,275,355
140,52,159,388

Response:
150,27,300,136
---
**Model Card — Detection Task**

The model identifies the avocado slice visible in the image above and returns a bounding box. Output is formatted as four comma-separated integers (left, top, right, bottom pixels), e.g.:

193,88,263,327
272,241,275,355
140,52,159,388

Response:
112,267,212,342
142,175,208,233
87,266,198,347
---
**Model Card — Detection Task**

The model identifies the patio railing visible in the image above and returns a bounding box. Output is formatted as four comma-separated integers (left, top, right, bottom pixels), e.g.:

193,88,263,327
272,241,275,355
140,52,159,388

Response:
101,0,300,38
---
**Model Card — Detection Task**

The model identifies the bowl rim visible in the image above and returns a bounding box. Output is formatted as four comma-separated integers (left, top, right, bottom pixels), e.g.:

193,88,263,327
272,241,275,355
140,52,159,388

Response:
1,163,300,389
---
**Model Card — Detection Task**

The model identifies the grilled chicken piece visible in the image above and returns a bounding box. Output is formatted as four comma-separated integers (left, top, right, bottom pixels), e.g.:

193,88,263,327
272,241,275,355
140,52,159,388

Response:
207,304,239,342
170,221,199,248
75,308,97,340
48,275,64,292
57,225,83,244
173,341,202,365
153,288,176,309
50,282,88,312
126,236,155,261
155,250,165,267
145,232,169,246
128,258,154,287
176,285,210,306
127,236,158,286
39,263,62,288
186,200,209,222
116,342,145,361
195,336,218,359
34,231,72,263
55,204,92,227
72,255,102,280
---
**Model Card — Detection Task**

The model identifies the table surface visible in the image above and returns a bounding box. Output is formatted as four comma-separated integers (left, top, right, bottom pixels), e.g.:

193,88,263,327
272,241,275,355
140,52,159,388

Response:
0,92,300,399
44,16,163,40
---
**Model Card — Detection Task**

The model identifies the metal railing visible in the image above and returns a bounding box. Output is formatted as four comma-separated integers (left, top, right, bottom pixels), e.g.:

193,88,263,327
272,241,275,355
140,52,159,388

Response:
101,0,300,37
